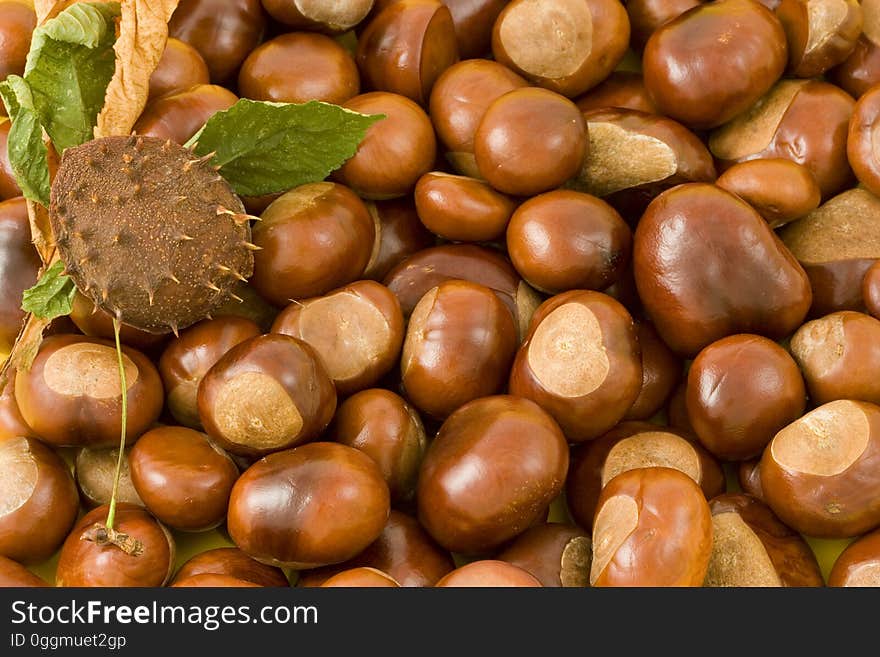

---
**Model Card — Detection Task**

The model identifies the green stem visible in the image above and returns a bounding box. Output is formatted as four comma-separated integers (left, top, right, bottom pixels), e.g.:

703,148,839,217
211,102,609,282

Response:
105,316,128,532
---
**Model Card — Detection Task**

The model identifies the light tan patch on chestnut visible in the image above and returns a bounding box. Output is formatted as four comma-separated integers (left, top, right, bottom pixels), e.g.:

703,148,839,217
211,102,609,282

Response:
709,80,804,160
75,446,142,507
805,0,850,55
296,0,373,31
515,281,542,342
262,182,333,224
213,372,303,450
864,0,880,45
167,382,200,428
843,561,880,586
771,400,869,476
704,512,782,587
0,438,37,518
791,313,846,378
578,121,677,197
298,291,391,382
601,432,701,488
43,343,139,399
560,536,592,587
401,287,438,377
498,0,593,79
590,494,638,585
527,303,609,398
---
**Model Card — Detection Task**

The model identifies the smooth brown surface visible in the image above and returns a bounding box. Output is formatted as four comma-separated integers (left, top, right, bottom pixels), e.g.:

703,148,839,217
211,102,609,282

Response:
864,261,880,318
0,197,40,353
0,3,35,84
831,35,880,98
627,0,701,49
0,555,48,587
263,0,374,32
321,567,400,587
574,71,659,114
75,446,142,508
443,0,508,58
172,573,261,587
172,547,289,586
848,85,880,196
148,38,210,101
828,528,880,585
134,84,238,145
497,523,592,587
417,395,568,554
0,370,36,442
69,293,167,352
415,172,515,242
435,560,542,587
776,0,862,77
624,322,682,421
362,197,434,281
739,459,765,500
227,442,390,568
0,121,21,200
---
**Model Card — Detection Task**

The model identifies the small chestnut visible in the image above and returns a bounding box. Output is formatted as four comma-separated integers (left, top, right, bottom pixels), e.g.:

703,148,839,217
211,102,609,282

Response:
828,528,880,586
261,0,374,33
148,37,210,101
864,260,880,319
0,370,36,442
173,547,289,586
435,560,542,587
362,197,434,281
497,523,592,588
776,0,862,77
0,197,41,353
847,83,880,196
624,322,682,421
0,2,35,84
0,555,48,587
75,446,143,508
321,567,400,587
134,84,238,145
574,71,659,115
172,574,261,587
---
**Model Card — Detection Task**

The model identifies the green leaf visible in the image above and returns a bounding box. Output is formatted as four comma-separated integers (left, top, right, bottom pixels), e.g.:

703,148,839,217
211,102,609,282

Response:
24,2,121,153
21,261,77,320
189,99,384,197
0,76,50,206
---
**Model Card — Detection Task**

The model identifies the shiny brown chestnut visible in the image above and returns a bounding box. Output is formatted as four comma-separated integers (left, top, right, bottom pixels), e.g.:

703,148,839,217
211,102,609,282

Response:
760,400,880,537
172,574,261,587
739,459,765,500
428,58,527,178
417,395,568,554
15,335,164,447
442,0,508,58
129,426,239,531
239,32,360,105
401,280,517,419
831,20,880,98
705,493,824,587
474,87,588,197
148,37,210,101
0,555,48,587
634,183,812,356
262,0,374,32
169,0,266,82
271,281,404,395
0,371,36,442
69,292,166,352
565,422,725,531
0,197,40,353
709,79,855,198
848,84,880,196
715,158,821,228
56,504,175,587
497,523,592,588
0,2,35,85
626,0,701,49
252,183,375,306
173,547,289,586
492,0,630,98
591,467,713,587
509,291,642,442
864,260,880,318
666,382,695,434
574,71,659,114
828,528,880,586
321,567,400,587
159,316,261,429
75,446,143,508
228,442,390,568
198,334,337,457
335,92,437,200
506,190,631,295
687,334,806,461
0,437,79,563
414,172,515,242
134,84,238,145
436,560,542,587
776,0,862,77
624,322,682,421
329,389,426,502
362,197,434,281
0,121,22,200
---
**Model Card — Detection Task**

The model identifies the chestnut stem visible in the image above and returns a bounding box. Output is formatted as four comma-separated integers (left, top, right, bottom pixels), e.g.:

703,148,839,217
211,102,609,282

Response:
105,317,128,533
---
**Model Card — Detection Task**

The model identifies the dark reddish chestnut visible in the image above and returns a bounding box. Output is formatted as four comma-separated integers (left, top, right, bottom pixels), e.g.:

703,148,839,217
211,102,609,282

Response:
148,37,210,101
0,197,40,353
173,547,289,586
362,197,434,281
497,523,592,587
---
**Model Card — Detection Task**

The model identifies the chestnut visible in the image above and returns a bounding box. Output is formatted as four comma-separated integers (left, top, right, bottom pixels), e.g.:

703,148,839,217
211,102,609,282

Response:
0,197,40,353
634,183,812,357
15,335,164,447
414,172,515,242
428,58,527,178
0,436,78,563
239,32,360,105
831,31,880,98
228,442,390,568
0,121,22,200
148,37,210,101
780,188,880,315
211,282,279,331
473,87,588,197
297,510,454,587
497,523,592,588
687,334,806,461
776,0,862,77
760,400,880,537
335,92,436,200
417,395,568,554
864,260,880,319
590,467,713,587
509,291,642,442
739,459,765,500
134,84,238,145
705,493,824,587
251,183,375,305
643,0,787,129
329,389,426,502
566,422,725,531
506,190,632,295
56,503,175,587
492,0,630,98
443,0,508,58
321,567,400,587
848,84,880,196
262,0,374,32
169,0,267,82
666,382,695,435
198,334,337,457
709,79,855,198
158,316,261,429
624,322,682,421
0,2,35,84
70,292,166,352
172,574,261,587
626,0,701,49
435,560,542,587
129,426,239,532
401,280,517,419
271,281,404,395
0,370,36,442
357,0,459,105
828,528,880,586
362,197,434,281
75,446,143,508
173,547,289,586
0,555,48,587
791,311,880,405
715,158,821,228
574,71,659,114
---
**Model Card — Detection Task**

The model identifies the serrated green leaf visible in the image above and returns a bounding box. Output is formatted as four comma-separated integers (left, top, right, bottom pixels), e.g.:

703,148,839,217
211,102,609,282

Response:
24,2,121,153
21,261,76,320
189,99,384,197
0,76,50,207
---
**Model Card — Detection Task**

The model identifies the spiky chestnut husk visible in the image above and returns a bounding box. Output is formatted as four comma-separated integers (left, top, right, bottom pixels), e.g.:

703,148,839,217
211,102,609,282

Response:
49,136,255,335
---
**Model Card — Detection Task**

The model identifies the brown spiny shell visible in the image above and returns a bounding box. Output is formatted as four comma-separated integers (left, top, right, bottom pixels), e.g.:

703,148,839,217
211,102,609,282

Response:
49,136,254,334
